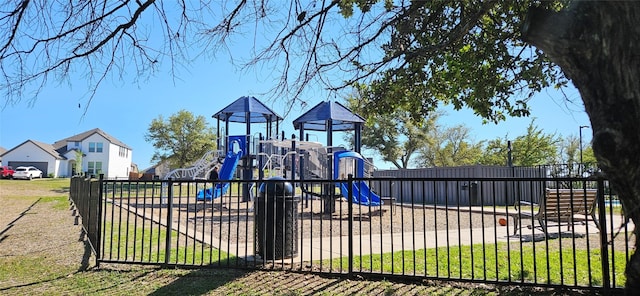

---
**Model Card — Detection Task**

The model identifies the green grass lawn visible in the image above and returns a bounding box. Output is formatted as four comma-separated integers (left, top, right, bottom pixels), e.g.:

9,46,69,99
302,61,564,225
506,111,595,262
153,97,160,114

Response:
0,178,70,193
101,217,238,266
325,242,627,288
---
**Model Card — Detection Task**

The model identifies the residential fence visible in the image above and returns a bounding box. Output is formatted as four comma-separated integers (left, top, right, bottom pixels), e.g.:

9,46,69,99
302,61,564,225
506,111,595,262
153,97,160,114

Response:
69,175,631,292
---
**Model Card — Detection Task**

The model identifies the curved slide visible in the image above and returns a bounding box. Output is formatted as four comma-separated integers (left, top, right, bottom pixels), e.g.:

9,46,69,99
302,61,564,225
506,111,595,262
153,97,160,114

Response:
196,150,243,201
333,150,383,207
338,181,382,207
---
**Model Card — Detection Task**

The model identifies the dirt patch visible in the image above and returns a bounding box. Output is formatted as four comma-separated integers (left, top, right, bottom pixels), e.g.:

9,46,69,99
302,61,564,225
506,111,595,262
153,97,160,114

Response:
0,179,70,233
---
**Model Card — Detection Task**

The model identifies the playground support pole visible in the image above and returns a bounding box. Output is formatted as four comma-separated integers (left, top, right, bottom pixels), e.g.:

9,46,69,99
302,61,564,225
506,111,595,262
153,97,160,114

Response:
291,134,296,183
216,117,221,151
355,123,362,153
225,119,230,152
300,129,308,208
324,119,335,214
299,149,307,208
242,112,253,202
347,174,354,274
258,133,264,181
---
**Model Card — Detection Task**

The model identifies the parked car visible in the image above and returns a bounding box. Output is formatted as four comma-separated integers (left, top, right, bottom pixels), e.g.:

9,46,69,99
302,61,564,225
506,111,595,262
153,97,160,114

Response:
0,166,15,179
13,166,43,180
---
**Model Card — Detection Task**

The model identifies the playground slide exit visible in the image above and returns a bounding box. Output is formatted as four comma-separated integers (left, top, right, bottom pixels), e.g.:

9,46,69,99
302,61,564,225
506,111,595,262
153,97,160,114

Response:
196,150,243,201
338,181,383,207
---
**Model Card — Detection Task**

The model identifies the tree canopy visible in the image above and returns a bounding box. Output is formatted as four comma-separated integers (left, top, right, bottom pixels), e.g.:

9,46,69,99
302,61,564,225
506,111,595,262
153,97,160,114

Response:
145,110,216,169
345,85,437,169
479,119,558,166
416,124,483,167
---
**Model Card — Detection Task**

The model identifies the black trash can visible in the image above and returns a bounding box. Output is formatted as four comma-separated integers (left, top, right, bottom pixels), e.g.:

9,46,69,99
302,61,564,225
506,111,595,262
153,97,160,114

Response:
255,177,299,259
470,181,479,205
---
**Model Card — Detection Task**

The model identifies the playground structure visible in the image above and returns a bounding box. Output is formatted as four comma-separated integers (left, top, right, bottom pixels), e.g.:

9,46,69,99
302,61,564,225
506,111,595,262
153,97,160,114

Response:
168,96,384,208
256,135,380,206
193,128,381,206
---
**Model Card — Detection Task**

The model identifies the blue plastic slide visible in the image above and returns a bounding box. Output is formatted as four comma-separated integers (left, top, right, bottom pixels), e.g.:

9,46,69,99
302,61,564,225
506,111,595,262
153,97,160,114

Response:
196,150,243,201
338,181,382,207
333,150,382,206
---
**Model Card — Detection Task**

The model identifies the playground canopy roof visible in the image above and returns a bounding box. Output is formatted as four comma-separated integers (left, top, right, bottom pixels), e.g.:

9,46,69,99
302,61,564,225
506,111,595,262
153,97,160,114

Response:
292,101,365,131
212,96,283,123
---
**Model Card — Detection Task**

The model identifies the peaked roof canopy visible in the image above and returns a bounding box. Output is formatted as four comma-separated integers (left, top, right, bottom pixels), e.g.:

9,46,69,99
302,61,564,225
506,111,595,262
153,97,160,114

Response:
212,96,283,123
292,101,365,131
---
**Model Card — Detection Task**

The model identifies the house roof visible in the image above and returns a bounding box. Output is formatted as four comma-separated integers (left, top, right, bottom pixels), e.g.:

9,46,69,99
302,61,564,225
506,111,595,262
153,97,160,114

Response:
1,140,66,160
52,128,131,152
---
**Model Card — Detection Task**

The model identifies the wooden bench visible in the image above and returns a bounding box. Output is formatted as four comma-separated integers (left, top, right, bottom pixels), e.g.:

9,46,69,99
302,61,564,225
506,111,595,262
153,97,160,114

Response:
510,188,600,237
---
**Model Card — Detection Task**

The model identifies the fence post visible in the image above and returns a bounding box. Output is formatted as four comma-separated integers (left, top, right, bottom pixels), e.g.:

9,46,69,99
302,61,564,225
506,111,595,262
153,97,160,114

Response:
96,175,104,268
347,174,356,276
164,178,174,266
596,176,610,290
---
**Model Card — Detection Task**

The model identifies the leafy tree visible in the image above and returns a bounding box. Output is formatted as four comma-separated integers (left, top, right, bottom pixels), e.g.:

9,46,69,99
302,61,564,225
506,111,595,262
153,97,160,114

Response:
552,134,598,178
145,110,216,169
557,136,598,176
417,124,483,167
345,88,437,169
556,135,580,166
512,120,559,166
581,146,597,166
3,1,640,288
74,150,83,176
479,120,558,167
551,135,581,177
478,137,510,166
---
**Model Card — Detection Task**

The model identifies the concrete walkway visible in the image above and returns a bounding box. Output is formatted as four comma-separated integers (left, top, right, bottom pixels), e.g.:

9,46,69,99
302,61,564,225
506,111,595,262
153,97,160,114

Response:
229,221,616,262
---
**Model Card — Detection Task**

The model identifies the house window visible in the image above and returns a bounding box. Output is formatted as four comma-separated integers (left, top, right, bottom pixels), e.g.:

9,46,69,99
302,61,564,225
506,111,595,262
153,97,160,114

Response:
89,142,103,153
119,146,130,158
87,161,103,175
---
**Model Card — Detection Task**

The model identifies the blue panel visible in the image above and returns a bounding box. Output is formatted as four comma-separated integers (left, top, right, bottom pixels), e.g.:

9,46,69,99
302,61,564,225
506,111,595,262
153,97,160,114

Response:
227,135,247,155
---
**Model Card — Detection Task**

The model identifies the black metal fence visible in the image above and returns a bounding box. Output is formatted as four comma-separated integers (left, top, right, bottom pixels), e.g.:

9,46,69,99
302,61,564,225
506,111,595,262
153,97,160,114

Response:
70,176,101,254
70,176,631,292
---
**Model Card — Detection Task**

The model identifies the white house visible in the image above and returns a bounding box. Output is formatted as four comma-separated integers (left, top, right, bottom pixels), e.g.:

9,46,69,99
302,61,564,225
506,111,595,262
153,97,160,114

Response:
1,128,133,179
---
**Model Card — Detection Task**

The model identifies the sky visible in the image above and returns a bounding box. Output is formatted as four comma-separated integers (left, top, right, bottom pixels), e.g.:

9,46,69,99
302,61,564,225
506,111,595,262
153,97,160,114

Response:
0,59,592,171
0,8,593,171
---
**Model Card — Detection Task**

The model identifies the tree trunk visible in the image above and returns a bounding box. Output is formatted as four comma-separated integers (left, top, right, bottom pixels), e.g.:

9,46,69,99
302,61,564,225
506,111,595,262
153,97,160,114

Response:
522,2,640,290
